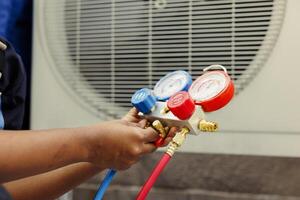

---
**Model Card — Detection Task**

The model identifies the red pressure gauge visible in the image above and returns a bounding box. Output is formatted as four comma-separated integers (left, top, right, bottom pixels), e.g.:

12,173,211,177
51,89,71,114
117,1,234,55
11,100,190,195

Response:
188,65,234,112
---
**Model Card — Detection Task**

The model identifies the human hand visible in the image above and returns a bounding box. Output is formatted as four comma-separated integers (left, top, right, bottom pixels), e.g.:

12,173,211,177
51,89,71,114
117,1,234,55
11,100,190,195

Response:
85,119,159,170
122,108,178,146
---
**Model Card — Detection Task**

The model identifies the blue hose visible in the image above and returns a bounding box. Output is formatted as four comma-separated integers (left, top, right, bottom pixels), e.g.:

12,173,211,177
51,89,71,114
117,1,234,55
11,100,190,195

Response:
94,169,117,200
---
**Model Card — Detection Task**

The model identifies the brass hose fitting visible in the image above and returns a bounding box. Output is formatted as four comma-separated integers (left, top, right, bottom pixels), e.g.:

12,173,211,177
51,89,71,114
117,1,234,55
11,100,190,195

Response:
198,119,218,132
160,106,170,114
152,120,167,138
166,127,189,157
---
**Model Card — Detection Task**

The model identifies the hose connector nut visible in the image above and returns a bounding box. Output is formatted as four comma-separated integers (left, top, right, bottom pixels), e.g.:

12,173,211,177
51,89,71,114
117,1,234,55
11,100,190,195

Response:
152,120,169,147
198,119,218,132
166,127,189,156
152,120,167,138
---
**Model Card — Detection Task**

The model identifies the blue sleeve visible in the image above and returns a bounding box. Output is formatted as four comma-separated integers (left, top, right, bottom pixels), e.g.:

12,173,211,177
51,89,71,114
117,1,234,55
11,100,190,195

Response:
0,0,26,38
0,0,11,37
0,186,12,200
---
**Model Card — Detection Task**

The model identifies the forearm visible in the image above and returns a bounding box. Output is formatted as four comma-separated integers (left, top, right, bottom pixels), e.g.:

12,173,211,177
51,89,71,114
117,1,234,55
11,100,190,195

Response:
3,162,103,200
0,127,91,183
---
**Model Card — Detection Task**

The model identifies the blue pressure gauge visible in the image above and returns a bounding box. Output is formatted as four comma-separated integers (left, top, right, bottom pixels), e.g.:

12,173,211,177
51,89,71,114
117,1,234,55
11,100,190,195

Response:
153,70,192,101
131,88,157,114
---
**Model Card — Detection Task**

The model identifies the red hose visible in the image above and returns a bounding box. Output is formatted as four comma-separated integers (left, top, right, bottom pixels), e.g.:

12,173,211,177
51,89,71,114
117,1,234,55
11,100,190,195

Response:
136,153,171,200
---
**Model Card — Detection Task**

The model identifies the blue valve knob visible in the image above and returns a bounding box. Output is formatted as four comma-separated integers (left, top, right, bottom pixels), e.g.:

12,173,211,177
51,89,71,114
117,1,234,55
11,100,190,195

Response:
131,88,157,114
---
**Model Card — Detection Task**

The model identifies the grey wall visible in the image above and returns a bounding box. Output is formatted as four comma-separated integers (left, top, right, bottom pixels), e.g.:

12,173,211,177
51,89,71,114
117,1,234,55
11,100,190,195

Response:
73,152,300,200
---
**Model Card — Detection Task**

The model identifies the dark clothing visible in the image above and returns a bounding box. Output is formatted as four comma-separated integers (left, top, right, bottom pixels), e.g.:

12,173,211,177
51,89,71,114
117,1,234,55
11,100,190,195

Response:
0,38,26,130
0,37,27,200
0,0,33,129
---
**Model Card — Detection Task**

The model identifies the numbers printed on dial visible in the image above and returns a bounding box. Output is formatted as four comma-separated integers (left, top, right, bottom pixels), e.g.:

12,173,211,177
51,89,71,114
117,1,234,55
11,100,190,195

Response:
189,73,227,102
154,71,192,101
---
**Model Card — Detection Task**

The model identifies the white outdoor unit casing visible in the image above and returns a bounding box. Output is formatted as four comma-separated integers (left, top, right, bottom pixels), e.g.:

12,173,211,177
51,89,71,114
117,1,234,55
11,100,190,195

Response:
32,0,300,157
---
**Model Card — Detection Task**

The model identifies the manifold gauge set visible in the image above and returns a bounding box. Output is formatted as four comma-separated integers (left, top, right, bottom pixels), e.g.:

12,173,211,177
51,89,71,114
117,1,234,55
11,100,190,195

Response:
131,64,235,144
95,65,235,200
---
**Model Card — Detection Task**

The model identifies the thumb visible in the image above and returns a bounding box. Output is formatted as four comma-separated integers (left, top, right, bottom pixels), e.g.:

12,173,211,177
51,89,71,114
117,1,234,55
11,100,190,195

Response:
123,108,140,122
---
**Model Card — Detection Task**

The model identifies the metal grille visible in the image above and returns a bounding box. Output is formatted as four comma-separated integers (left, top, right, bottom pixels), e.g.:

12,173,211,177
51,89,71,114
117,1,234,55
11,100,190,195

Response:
41,0,286,118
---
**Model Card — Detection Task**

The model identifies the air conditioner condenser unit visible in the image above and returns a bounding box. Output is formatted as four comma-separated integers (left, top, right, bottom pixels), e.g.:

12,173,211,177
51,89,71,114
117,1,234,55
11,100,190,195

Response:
31,0,300,157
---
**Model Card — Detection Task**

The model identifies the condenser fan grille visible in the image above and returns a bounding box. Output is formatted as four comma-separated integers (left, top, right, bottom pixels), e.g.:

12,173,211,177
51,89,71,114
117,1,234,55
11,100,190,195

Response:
42,0,285,118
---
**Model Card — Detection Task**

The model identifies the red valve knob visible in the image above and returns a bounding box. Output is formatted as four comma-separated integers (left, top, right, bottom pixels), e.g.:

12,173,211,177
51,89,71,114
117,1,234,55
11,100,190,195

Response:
167,91,195,120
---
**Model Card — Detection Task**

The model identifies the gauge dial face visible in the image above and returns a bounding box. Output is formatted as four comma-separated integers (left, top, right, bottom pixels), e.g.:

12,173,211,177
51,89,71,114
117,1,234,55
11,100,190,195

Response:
189,72,228,102
154,71,191,100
